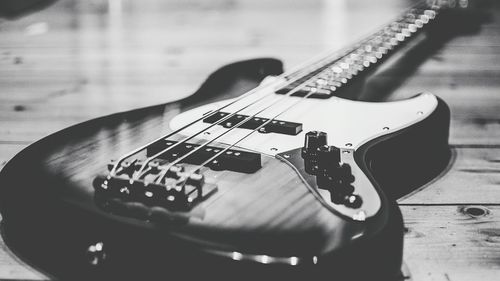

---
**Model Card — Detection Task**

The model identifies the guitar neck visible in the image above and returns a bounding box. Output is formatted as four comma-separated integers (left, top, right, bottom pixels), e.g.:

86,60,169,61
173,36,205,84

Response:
277,0,442,98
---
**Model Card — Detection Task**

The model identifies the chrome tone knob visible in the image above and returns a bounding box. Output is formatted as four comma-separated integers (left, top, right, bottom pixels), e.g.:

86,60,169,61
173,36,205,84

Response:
302,131,328,175
301,131,327,159
86,241,107,266
317,145,341,174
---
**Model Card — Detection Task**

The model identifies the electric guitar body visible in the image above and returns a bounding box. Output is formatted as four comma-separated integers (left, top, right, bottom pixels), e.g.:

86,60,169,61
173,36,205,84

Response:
0,2,455,281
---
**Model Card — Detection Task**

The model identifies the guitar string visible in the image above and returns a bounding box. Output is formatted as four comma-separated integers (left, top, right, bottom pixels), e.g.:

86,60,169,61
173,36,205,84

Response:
174,1,437,187
140,0,432,181
109,45,351,177
128,24,390,179
111,0,432,182
109,26,370,179
151,71,330,184
177,89,317,188
129,8,431,180
142,0,433,183
119,0,431,179
133,92,280,178
133,46,356,180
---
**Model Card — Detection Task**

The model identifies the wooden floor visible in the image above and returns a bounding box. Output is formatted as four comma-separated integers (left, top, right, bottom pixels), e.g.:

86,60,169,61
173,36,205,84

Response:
1,0,500,280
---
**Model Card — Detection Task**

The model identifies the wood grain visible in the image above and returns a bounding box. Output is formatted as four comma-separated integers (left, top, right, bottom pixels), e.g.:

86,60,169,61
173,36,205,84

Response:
401,205,500,281
399,147,500,205
0,0,499,280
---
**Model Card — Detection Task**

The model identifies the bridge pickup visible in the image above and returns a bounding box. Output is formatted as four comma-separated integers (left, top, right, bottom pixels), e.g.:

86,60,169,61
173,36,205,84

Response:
203,111,302,135
147,140,261,173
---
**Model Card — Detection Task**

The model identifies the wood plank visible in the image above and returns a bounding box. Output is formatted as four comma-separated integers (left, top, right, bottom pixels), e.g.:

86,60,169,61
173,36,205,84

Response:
2,44,500,145
400,147,500,205
0,1,498,145
401,205,500,281
0,0,498,279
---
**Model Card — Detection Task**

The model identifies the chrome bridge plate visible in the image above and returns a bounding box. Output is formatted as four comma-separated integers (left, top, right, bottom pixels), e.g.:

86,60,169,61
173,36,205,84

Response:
93,171,217,224
94,175,217,211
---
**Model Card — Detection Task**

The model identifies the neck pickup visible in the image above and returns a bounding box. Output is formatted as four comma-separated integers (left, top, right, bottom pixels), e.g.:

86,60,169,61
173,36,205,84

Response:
203,111,303,135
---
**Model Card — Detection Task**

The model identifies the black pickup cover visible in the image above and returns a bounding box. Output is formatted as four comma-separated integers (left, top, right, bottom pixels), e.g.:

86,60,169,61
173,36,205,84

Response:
203,111,302,135
147,140,261,173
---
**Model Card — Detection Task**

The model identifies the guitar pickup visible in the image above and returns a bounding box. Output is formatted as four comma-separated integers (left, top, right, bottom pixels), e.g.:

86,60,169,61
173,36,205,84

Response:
147,140,262,173
203,111,302,135
276,86,333,99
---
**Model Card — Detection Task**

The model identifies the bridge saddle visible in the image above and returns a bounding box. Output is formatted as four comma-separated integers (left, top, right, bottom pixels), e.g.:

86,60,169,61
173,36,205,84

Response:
94,160,217,214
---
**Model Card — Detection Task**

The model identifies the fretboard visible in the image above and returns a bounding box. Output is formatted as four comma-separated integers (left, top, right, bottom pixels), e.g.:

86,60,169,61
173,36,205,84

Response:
276,1,441,98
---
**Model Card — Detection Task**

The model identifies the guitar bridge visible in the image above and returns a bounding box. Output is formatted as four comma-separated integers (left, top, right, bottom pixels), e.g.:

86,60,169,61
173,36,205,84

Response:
93,159,218,222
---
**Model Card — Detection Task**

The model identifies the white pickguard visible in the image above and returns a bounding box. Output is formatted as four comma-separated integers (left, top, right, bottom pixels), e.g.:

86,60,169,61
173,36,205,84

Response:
169,82,438,220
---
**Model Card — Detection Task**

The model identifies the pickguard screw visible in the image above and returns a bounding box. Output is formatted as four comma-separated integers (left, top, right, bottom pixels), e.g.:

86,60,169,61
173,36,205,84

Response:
345,143,353,147
270,147,278,152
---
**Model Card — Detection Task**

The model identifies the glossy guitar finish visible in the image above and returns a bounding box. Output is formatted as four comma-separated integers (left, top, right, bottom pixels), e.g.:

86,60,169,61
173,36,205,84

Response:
0,57,450,280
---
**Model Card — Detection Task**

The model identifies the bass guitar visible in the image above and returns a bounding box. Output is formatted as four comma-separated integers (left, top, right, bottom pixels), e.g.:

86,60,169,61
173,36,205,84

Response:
0,1,459,280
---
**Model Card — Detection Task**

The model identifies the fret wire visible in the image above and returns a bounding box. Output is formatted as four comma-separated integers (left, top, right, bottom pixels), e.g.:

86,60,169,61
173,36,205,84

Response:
279,0,442,97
